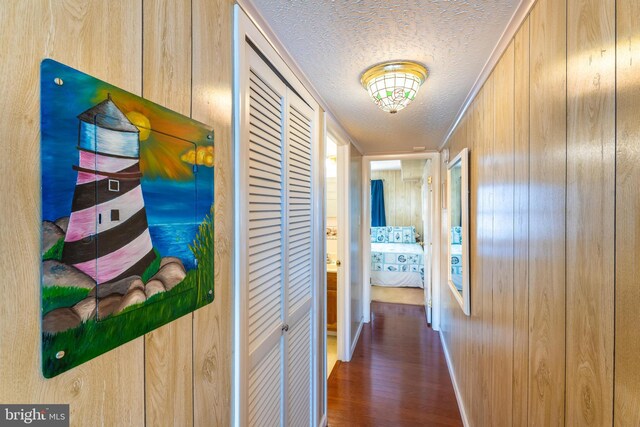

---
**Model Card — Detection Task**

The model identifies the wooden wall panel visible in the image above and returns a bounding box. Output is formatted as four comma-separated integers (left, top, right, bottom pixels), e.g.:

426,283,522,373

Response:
491,43,515,427
0,1,145,426
370,169,424,237
440,0,632,425
191,0,234,425
446,111,473,424
481,74,495,427
512,17,530,427
440,50,521,427
566,0,615,424
528,0,567,424
0,1,233,426
467,93,484,425
459,115,473,422
615,0,640,424
143,1,194,425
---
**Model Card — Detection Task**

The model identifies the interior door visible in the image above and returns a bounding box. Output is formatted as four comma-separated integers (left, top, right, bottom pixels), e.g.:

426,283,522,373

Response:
240,44,317,426
237,8,318,425
284,94,314,427
243,48,287,427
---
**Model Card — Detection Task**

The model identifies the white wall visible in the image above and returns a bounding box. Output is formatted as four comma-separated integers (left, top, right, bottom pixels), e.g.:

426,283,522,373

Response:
349,143,363,347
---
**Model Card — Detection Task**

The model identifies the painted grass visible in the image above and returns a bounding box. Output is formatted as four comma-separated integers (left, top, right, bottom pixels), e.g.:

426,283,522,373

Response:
190,208,215,303
141,248,162,283
42,209,214,378
43,238,64,261
42,274,199,377
42,286,91,314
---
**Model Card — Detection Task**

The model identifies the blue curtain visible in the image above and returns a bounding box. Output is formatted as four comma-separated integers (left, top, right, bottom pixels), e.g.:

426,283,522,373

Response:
371,179,386,227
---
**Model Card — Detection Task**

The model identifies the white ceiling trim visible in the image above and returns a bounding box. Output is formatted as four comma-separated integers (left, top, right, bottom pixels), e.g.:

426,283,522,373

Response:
235,0,364,154
439,0,538,151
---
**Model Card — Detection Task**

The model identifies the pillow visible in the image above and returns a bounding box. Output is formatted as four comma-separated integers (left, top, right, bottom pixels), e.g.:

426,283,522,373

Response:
388,226,416,243
370,227,389,243
403,227,416,243
451,226,462,244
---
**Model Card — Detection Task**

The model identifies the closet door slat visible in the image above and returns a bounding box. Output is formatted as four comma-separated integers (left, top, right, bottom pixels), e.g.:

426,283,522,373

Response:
283,101,314,427
245,58,285,397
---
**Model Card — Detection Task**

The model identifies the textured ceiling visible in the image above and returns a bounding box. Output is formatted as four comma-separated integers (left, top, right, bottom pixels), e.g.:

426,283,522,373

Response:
249,0,521,153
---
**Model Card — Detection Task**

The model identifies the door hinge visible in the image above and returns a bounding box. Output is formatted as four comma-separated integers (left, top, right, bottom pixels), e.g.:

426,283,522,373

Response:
427,176,432,185
427,299,433,308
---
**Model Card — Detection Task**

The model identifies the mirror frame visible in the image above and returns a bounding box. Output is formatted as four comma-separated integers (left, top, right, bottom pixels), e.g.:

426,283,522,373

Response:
446,148,470,316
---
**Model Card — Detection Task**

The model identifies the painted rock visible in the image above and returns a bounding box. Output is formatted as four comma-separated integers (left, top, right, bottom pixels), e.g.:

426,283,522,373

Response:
42,308,81,333
42,260,95,289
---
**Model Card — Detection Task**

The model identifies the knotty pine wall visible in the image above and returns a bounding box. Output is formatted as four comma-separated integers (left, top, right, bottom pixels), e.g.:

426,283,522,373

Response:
370,170,423,237
440,0,640,425
0,1,233,426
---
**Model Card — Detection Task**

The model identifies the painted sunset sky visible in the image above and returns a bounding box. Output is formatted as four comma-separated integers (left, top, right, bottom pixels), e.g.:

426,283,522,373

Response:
41,60,214,268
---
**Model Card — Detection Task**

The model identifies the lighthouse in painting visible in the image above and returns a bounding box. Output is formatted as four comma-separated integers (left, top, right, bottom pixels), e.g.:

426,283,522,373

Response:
61,95,155,284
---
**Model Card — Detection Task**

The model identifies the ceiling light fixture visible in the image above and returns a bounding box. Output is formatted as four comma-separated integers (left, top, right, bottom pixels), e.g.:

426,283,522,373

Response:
360,61,428,114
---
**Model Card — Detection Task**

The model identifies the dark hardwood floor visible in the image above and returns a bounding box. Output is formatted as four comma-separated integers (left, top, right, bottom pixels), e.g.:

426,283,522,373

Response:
327,302,463,427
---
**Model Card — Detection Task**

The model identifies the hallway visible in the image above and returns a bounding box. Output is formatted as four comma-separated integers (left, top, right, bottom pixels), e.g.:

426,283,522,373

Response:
327,302,462,426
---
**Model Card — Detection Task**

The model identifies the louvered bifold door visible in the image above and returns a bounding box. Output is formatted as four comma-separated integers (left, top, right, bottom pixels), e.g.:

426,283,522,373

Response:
243,48,287,427
283,93,315,427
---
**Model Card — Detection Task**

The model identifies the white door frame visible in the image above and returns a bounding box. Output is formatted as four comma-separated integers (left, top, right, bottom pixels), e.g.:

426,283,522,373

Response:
320,121,352,427
326,124,352,362
361,152,442,331
336,143,351,361
422,160,433,324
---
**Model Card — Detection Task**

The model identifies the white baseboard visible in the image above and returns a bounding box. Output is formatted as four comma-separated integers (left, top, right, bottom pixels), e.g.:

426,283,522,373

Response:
439,331,470,427
349,318,364,359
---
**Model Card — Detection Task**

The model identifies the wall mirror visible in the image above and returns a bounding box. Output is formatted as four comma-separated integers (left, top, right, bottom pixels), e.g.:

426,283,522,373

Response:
447,148,470,315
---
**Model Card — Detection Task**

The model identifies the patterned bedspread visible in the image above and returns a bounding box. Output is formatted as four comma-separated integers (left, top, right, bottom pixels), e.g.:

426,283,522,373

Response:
371,242,424,277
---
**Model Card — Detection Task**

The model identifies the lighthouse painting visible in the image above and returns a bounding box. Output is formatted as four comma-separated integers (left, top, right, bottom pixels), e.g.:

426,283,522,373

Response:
40,59,215,378
62,95,156,284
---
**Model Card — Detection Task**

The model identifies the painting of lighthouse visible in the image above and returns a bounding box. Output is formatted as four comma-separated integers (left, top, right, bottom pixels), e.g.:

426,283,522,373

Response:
40,59,215,378
62,95,156,284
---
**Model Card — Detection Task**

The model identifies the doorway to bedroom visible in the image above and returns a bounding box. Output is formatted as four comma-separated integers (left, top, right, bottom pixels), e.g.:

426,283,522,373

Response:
363,153,442,328
370,159,427,304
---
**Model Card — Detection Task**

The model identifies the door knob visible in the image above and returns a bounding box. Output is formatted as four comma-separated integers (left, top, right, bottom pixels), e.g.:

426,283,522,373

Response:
335,260,341,267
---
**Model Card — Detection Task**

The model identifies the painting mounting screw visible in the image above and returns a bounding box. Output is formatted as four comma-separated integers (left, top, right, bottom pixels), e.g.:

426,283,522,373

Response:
54,77,64,86
55,351,65,359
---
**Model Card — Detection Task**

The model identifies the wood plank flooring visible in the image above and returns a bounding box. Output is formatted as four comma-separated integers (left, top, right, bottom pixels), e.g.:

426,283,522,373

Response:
327,302,462,426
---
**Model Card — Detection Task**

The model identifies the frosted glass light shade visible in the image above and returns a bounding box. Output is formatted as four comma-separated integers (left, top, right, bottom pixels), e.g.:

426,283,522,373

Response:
360,61,428,114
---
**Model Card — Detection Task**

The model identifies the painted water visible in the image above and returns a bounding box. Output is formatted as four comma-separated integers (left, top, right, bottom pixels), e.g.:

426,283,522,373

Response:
148,223,198,270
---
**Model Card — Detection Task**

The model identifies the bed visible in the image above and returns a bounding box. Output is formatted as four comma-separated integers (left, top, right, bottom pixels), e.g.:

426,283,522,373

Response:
370,226,424,288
